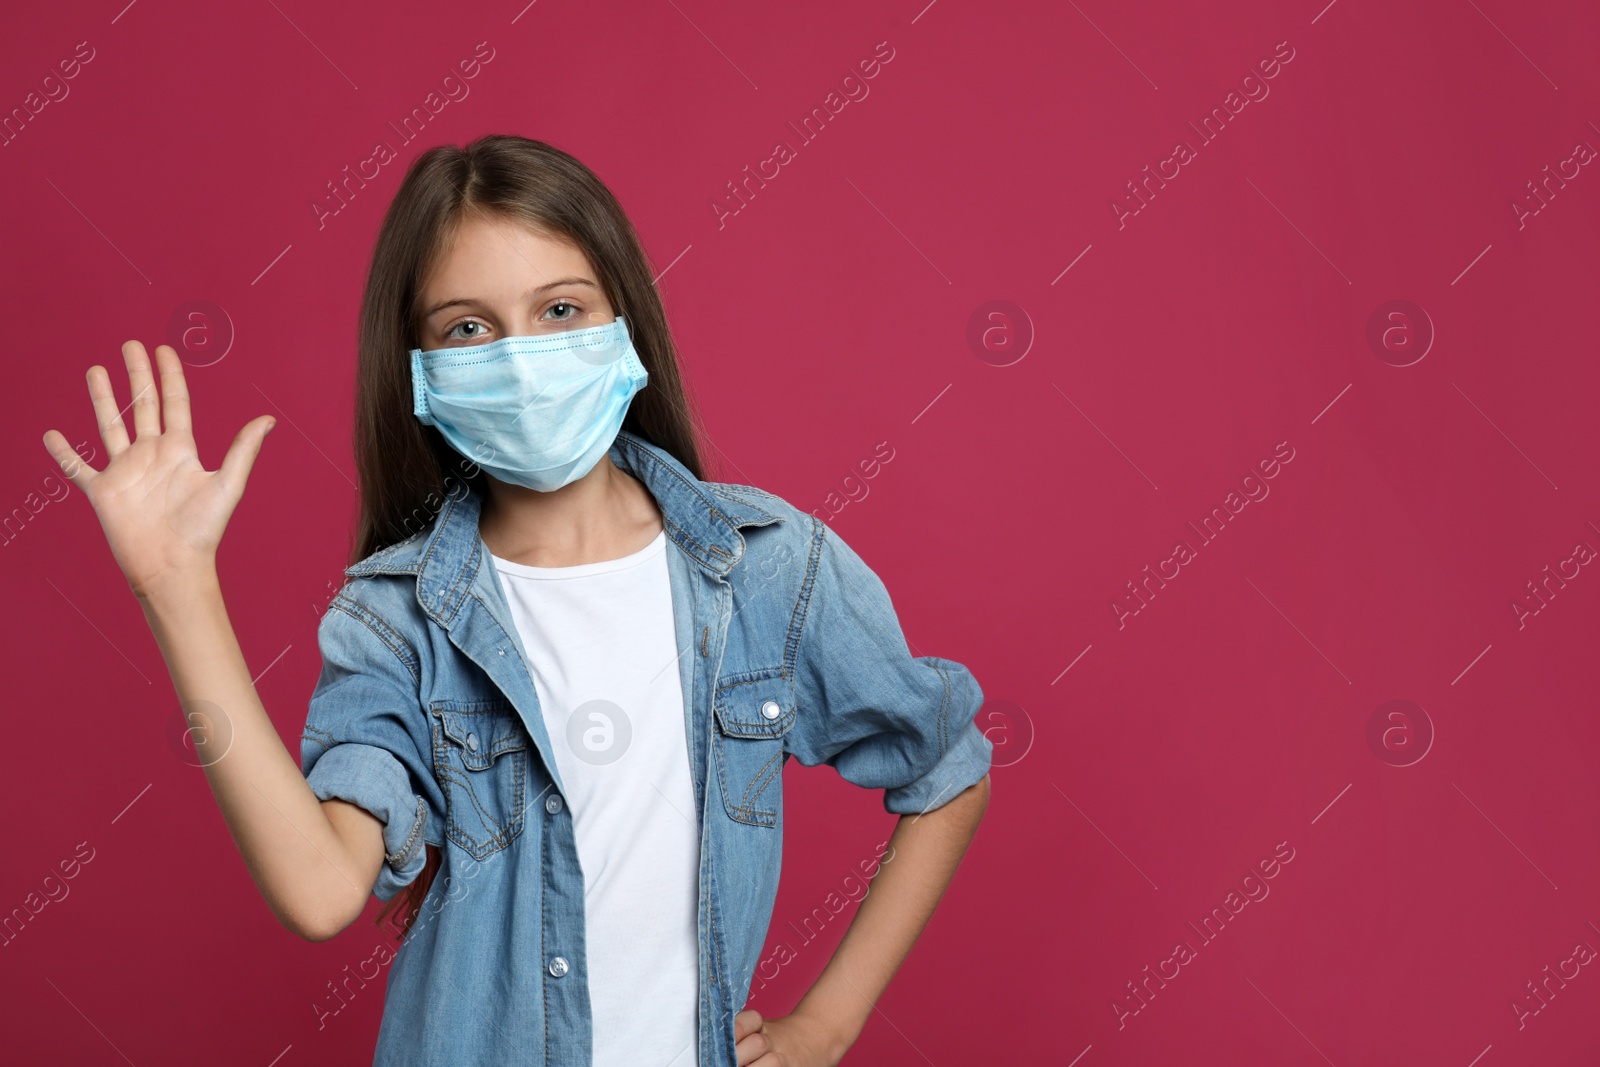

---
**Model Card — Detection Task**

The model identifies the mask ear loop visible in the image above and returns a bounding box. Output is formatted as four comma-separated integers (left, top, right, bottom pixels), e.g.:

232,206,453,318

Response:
410,349,436,425
615,316,649,388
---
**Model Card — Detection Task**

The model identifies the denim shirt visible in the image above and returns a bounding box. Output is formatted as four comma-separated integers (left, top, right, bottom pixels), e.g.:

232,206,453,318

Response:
299,428,993,1067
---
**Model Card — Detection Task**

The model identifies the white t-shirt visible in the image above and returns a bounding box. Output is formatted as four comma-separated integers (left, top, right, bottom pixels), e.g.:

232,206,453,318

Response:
490,528,699,1067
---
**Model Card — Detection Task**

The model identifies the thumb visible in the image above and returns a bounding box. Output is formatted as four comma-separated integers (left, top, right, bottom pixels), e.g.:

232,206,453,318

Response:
218,415,276,494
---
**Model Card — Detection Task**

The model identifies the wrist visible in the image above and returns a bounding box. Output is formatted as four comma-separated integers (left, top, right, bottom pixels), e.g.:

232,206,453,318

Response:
791,996,865,1062
133,564,223,614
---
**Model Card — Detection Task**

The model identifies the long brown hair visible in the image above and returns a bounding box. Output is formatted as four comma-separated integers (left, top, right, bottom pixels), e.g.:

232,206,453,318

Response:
353,134,709,938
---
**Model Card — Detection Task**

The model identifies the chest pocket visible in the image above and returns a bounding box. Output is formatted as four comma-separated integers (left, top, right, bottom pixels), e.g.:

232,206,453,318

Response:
712,670,795,829
430,698,531,860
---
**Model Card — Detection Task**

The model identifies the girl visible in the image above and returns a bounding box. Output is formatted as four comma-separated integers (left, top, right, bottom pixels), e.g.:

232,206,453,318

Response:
42,134,992,1067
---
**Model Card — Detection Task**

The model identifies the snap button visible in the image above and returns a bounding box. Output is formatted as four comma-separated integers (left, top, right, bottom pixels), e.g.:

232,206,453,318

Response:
546,795,563,814
465,732,480,752
760,700,781,720
548,956,569,978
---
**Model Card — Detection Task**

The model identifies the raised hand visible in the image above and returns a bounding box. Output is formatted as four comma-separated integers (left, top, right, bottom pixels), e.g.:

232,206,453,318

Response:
41,340,276,600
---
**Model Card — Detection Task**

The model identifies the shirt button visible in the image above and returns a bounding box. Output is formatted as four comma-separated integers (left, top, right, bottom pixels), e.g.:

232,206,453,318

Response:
761,700,781,720
546,795,563,814
548,956,569,978
465,732,480,752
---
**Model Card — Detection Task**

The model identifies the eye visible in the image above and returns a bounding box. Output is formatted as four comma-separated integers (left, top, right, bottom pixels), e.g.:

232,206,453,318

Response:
444,320,489,342
543,301,580,323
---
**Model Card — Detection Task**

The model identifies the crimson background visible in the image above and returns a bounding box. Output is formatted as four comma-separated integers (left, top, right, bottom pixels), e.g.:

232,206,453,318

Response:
2,1,1598,1064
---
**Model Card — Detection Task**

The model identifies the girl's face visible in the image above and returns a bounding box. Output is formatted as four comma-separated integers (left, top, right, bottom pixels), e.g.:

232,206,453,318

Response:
415,211,616,351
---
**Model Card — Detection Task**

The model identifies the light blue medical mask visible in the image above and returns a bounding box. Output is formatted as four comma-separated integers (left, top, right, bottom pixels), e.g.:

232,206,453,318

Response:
409,315,648,492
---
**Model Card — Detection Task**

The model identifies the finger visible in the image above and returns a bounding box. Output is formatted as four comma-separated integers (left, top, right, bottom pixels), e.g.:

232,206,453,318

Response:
41,429,99,489
217,414,277,496
733,1032,772,1067
123,339,161,439
87,364,131,456
733,1009,763,1041
154,344,192,435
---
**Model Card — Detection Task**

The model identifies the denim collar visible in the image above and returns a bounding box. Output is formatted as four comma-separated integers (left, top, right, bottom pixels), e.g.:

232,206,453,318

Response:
346,428,785,627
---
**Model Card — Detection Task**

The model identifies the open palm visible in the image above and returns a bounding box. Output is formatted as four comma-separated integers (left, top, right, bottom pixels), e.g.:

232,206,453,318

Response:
41,340,275,599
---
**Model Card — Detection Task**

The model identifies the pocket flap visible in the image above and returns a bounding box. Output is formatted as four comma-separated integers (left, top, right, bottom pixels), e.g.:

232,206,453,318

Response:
430,699,528,770
713,670,796,738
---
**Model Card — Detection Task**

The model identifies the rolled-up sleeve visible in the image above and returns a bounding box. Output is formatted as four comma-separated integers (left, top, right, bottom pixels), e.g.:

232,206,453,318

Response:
300,594,441,902
785,520,993,816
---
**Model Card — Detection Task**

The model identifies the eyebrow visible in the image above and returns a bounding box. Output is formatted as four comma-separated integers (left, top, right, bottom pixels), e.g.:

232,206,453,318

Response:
421,277,600,320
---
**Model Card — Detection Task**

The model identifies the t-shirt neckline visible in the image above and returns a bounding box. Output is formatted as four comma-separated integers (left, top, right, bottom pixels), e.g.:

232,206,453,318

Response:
489,528,666,581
